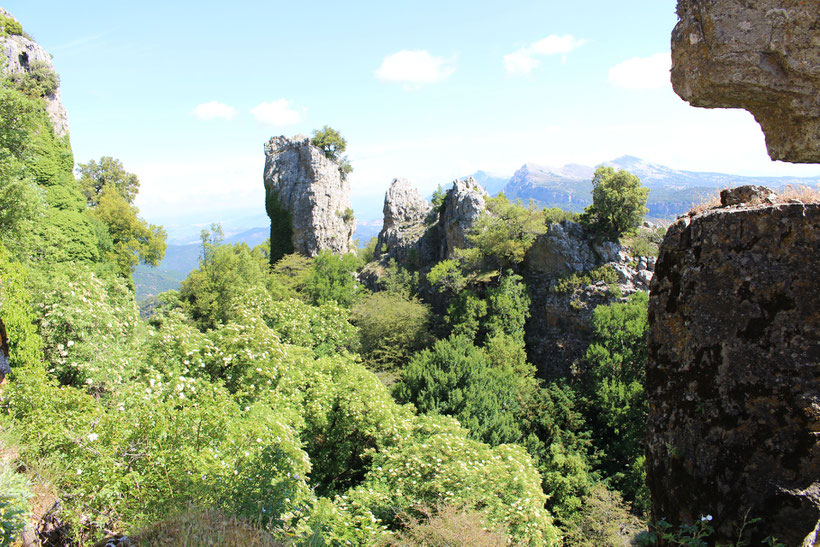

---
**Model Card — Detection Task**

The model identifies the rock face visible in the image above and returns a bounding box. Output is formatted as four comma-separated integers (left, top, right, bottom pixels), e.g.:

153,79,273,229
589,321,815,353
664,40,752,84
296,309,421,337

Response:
376,178,436,264
263,135,355,259
0,9,70,138
524,222,654,377
439,177,488,259
647,196,820,544
671,0,820,163
0,319,9,383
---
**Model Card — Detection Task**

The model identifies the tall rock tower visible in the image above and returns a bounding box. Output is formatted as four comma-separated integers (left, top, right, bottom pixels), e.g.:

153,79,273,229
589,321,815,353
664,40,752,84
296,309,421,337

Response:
263,135,356,263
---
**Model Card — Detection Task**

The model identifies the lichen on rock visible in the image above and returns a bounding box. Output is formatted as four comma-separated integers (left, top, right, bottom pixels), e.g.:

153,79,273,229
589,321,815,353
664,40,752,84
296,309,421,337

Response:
646,197,820,544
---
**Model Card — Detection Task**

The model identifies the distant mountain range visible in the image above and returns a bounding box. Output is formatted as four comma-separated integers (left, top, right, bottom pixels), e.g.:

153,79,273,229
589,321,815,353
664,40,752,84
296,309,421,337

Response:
502,155,820,218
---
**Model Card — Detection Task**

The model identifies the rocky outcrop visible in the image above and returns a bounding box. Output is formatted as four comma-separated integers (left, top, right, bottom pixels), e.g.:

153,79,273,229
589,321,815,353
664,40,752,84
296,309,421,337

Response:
375,178,437,265
524,221,620,277
0,9,70,138
646,192,820,544
671,0,820,163
263,135,355,260
523,222,655,377
439,177,488,259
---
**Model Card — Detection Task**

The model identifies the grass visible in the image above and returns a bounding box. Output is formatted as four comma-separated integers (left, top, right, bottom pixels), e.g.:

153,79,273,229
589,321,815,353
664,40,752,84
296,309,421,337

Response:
687,184,820,216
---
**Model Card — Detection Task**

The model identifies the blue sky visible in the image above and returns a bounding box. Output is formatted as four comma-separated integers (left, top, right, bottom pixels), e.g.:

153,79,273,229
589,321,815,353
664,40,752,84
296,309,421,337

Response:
6,1,820,240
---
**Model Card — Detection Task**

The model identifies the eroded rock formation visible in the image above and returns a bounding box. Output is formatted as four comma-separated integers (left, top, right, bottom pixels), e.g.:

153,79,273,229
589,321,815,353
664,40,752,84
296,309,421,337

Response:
646,190,820,544
263,135,355,261
671,0,820,163
375,178,437,265
439,177,488,259
0,8,70,138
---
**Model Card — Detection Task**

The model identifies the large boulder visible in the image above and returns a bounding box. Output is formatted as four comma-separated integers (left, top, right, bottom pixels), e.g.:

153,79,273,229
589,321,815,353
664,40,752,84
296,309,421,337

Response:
646,194,820,544
0,8,70,138
375,178,437,265
671,0,820,163
524,220,620,277
263,135,355,260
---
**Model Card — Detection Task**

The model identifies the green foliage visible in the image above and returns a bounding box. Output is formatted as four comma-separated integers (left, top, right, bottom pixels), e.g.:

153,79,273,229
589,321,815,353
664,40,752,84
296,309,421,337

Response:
76,156,140,206
551,264,619,294
358,236,378,264
179,225,269,330
335,414,562,545
445,289,487,340
261,297,358,357
89,186,167,284
379,258,419,299
431,184,447,213
339,207,355,224
0,245,43,369
29,262,138,388
623,224,667,258
544,206,580,225
303,251,361,308
0,14,23,36
581,166,649,238
582,291,650,513
268,252,312,301
265,190,294,265
0,457,32,547
352,292,432,370
485,272,530,343
311,125,352,180
427,259,467,294
460,194,547,271
7,60,59,99
560,482,644,546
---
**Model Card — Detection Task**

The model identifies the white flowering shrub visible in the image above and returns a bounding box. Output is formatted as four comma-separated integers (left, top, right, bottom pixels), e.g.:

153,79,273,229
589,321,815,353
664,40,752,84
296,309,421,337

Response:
329,413,562,546
30,263,138,387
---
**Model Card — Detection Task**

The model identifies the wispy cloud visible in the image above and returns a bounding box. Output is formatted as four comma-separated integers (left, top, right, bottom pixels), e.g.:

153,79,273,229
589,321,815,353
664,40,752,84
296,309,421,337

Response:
48,32,109,53
608,53,671,90
504,34,587,75
250,99,302,126
192,101,237,121
375,50,456,85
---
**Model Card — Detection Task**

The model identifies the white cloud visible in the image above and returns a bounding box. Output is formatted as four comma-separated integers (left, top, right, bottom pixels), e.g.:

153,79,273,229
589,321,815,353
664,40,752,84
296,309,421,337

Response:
192,101,237,121
251,99,302,126
504,34,587,75
608,53,671,90
375,50,456,84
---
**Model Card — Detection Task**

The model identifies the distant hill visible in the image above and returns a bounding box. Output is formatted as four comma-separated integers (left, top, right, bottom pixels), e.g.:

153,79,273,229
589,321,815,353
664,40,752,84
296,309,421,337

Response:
502,156,820,219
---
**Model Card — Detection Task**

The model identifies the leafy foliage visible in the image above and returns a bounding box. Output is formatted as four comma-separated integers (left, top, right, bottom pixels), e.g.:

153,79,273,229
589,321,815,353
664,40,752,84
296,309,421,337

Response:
76,156,140,206
303,251,361,308
582,291,650,513
7,61,59,98
311,125,353,180
459,194,546,271
0,14,23,36
352,292,432,370
581,166,649,238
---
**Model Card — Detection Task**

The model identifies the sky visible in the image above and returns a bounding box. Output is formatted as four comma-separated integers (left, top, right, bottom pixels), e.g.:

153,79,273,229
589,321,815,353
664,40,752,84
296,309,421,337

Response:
6,1,820,241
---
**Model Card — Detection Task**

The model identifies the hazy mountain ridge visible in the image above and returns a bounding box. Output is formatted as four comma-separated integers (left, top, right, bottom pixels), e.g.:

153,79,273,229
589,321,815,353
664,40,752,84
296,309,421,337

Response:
503,155,820,217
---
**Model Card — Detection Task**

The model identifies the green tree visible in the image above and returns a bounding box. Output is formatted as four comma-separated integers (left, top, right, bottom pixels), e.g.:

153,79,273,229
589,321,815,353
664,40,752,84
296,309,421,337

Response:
7,60,59,99
179,225,269,330
88,186,166,283
459,194,546,271
76,156,140,206
303,251,361,307
581,166,649,238
582,290,650,513
352,292,432,370
311,126,352,180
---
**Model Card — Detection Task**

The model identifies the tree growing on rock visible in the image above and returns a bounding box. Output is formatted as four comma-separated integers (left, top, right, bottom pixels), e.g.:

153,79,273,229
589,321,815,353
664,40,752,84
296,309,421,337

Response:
311,125,353,180
581,167,649,238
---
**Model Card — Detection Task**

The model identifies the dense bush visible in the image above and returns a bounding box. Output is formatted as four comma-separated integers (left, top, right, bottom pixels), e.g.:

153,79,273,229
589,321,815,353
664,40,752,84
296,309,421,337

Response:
352,292,432,370
581,166,649,238
8,61,60,99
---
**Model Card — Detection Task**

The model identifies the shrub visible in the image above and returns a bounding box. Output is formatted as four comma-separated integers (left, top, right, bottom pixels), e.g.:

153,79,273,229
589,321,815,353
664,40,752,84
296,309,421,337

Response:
581,167,649,238
8,61,60,99
0,15,22,36
352,292,432,370
387,504,511,547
